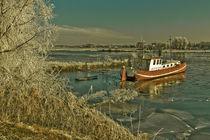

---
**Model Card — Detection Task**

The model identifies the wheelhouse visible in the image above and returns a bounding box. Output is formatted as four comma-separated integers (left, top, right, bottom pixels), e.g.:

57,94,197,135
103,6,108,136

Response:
149,58,181,71
149,58,163,71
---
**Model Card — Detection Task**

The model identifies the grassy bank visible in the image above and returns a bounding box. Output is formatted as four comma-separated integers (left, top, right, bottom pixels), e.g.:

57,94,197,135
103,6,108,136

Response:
0,121,72,140
0,90,149,140
48,59,128,72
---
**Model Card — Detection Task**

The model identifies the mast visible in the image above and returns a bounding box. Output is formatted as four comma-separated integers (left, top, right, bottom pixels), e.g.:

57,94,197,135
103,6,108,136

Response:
169,36,172,58
141,37,144,58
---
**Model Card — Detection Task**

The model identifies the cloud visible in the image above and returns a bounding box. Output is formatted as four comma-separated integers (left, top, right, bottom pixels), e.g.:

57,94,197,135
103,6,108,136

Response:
55,25,135,45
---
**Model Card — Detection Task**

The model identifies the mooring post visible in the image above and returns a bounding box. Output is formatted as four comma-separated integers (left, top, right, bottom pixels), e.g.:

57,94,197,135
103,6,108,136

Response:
121,66,126,81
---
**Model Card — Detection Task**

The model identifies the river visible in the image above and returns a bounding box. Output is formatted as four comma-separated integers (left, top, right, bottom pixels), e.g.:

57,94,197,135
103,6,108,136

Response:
51,51,210,139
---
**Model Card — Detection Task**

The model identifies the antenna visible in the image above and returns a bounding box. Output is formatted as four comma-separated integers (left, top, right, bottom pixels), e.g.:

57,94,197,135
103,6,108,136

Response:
141,36,144,58
169,36,172,59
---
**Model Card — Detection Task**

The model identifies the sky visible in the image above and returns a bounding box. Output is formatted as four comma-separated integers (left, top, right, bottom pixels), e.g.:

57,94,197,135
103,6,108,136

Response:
51,0,210,45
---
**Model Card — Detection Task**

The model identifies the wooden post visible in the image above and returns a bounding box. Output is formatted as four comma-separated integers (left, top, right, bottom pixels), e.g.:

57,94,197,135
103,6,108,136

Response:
121,66,126,81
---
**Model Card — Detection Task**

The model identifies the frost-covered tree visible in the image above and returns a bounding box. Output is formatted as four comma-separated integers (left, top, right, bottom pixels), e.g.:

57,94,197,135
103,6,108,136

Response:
171,36,189,50
0,0,66,124
0,0,56,92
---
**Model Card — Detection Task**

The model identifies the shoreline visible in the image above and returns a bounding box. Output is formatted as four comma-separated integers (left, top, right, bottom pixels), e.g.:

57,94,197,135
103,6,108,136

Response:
50,47,210,53
47,49,210,72
48,59,128,72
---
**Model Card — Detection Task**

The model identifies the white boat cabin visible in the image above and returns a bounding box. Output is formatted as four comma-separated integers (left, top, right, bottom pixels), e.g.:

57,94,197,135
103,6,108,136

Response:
149,58,181,71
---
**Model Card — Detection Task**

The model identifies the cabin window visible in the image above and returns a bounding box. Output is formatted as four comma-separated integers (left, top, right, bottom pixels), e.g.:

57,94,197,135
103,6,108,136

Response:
171,64,173,66
160,60,162,64
167,65,169,67
153,60,156,65
163,65,165,68
157,60,159,65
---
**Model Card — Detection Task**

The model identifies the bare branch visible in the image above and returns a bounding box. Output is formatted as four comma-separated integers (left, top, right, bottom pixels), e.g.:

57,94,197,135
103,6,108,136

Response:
0,30,45,54
0,0,29,40
17,17,35,26
1,2,11,15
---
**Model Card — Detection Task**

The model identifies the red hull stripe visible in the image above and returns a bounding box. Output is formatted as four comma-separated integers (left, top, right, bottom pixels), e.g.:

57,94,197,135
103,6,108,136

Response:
135,62,186,80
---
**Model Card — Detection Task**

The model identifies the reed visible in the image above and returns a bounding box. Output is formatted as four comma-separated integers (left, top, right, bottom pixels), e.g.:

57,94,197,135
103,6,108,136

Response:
0,89,142,139
0,121,73,140
48,59,128,72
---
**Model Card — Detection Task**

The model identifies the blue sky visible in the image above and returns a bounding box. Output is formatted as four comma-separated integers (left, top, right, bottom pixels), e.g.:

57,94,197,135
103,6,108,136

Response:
51,0,210,45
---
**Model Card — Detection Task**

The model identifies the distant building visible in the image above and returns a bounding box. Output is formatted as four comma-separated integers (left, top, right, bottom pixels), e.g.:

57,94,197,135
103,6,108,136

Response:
199,42,210,50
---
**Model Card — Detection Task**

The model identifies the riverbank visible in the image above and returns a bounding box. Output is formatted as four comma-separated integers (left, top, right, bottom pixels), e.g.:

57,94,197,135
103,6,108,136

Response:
0,91,148,140
51,46,137,52
48,59,128,72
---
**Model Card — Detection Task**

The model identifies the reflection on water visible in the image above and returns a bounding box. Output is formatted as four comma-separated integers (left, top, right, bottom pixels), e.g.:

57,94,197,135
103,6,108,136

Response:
135,73,186,97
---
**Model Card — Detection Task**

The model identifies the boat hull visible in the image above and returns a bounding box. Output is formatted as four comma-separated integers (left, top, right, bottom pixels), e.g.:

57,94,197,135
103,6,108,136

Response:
135,62,186,80
75,76,98,81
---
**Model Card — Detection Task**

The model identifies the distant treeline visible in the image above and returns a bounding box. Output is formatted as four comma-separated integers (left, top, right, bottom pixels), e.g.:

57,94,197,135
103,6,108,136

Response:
137,37,210,50
55,42,210,50
55,37,210,50
55,44,136,49
138,42,210,50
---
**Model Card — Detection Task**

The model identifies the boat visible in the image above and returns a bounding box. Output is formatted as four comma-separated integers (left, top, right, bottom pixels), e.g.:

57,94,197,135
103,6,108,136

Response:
75,75,98,81
121,56,186,81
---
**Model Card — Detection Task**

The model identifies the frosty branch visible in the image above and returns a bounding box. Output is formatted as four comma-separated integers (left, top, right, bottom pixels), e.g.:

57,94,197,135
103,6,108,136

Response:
0,30,45,54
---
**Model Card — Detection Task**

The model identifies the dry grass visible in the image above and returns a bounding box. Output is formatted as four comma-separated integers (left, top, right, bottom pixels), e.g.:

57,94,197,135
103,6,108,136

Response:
0,89,149,140
0,121,72,140
48,59,128,72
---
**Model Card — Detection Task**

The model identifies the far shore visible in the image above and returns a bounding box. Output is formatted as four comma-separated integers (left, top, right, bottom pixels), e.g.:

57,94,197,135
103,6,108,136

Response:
50,47,136,52
162,49,210,53
50,47,210,53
